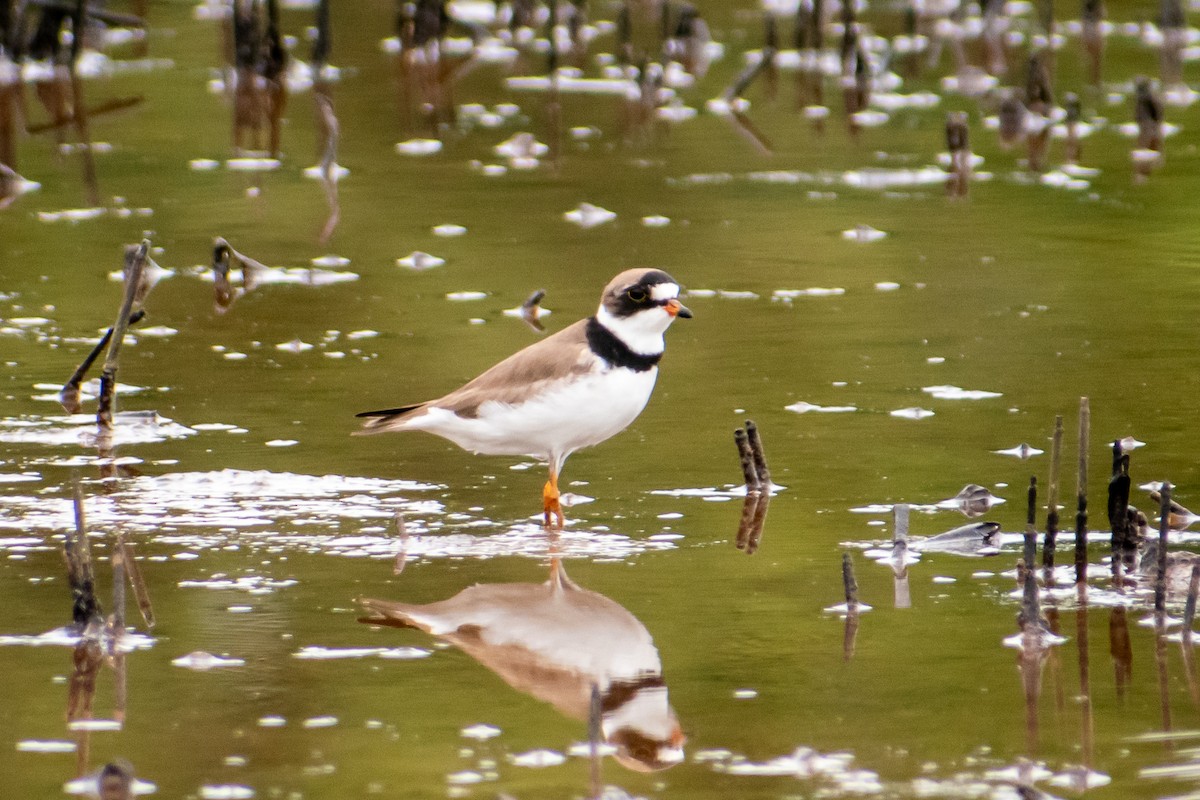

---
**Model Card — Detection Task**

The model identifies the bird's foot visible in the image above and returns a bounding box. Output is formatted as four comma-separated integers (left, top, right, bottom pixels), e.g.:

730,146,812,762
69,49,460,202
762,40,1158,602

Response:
543,478,564,529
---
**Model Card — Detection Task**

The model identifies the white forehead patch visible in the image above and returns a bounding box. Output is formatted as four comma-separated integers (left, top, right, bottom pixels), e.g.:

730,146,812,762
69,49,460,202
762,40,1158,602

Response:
650,282,680,301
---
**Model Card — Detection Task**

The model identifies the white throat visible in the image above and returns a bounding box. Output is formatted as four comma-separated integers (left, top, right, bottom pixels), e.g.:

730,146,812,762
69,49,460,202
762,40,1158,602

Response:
595,306,671,356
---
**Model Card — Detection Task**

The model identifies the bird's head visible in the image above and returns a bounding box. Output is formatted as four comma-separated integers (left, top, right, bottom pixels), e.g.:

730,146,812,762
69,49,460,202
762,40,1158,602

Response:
596,268,692,355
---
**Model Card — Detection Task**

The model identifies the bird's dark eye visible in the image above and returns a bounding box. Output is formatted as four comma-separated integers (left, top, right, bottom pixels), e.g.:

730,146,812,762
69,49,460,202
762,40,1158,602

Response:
627,288,648,303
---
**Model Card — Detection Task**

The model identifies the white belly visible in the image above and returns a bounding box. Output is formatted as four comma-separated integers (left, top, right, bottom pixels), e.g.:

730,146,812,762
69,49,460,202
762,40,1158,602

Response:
414,367,658,462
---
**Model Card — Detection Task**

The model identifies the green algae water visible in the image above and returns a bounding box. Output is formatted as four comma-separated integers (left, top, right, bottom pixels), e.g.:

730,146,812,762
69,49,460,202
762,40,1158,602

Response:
5,1,1200,797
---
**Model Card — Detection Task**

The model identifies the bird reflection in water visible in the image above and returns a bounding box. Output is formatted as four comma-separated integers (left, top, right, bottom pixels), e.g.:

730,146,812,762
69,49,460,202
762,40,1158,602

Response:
359,559,685,772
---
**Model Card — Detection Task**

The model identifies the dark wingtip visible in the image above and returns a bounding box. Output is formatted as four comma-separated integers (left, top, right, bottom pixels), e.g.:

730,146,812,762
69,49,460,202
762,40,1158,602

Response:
356,404,421,419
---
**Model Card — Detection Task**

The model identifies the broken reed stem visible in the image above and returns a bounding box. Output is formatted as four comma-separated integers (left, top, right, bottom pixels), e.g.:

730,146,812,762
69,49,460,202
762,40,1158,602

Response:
745,420,771,488
97,240,149,430
1043,415,1063,571
60,309,145,414
1074,397,1090,588
1022,477,1041,625
723,46,775,101
842,552,858,608
1184,563,1200,632
1156,482,1172,614
734,428,760,492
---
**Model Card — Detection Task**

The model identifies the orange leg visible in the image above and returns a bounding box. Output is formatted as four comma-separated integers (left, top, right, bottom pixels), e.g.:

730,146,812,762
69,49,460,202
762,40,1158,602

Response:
543,471,564,529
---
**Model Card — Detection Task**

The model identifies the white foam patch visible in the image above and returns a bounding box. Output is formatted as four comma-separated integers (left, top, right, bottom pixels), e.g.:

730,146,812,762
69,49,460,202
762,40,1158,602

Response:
509,749,566,767
199,786,255,800
16,740,76,753
923,385,1002,400
563,202,616,229
172,651,245,670
461,724,502,740
890,407,935,419
293,646,431,660
785,401,857,414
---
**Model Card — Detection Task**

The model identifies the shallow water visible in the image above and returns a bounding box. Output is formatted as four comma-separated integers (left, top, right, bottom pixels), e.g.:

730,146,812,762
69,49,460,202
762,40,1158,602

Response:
5,1,1200,797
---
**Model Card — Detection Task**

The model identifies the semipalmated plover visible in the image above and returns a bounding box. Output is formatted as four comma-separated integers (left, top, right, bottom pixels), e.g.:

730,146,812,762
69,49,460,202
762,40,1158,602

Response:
356,268,692,527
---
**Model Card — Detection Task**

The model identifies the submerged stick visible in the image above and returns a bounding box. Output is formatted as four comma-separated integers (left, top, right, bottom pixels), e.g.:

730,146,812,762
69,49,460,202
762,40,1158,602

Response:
734,428,760,492
745,420,770,488
97,240,149,430
1043,415,1063,572
1074,397,1090,589
1156,482,1172,614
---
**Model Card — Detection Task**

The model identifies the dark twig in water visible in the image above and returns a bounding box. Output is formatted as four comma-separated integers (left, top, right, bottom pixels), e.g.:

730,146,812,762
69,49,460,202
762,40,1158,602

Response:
97,240,149,431
1024,476,1038,569
734,428,760,492
211,236,271,313
59,311,141,414
842,552,858,608
68,482,103,626
62,245,158,413
520,289,547,332
722,45,775,102
842,553,859,660
1108,439,1132,578
1022,477,1041,625
1074,397,1089,590
1156,482,1172,614
745,420,770,488
1043,415,1063,574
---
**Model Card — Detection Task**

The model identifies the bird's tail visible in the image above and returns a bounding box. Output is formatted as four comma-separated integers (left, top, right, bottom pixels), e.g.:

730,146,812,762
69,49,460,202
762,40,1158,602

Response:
357,596,431,631
353,403,424,435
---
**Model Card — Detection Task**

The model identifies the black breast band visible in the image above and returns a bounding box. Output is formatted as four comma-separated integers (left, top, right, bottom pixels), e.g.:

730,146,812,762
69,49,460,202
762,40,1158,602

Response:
585,317,662,372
